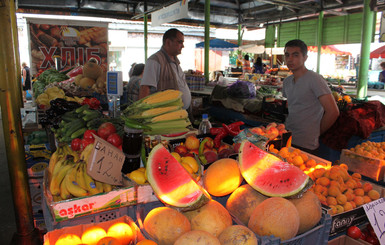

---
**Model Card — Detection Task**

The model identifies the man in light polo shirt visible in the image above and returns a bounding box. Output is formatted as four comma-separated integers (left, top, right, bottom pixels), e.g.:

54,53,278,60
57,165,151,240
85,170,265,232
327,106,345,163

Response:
282,39,339,154
138,28,191,109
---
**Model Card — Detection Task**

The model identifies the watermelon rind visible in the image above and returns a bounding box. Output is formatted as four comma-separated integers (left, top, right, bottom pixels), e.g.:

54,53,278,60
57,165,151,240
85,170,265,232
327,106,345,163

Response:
146,144,210,210
238,139,310,198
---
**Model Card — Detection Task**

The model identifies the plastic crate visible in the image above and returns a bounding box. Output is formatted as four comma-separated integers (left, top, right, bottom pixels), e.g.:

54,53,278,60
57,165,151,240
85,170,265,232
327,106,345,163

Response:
42,197,136,231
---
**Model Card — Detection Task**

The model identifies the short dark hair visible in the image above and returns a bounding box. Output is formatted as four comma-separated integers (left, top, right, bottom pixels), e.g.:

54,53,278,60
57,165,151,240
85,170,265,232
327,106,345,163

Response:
131,63,145,76
163,28,183,44
256,57,262,66
285,39,308,56
381,62,385,69
244,54,249,61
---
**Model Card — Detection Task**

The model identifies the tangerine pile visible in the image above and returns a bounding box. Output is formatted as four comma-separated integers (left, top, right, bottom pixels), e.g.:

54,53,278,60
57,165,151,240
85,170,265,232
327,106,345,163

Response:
269,146,327,172
348,141,385,160
309,164,380,215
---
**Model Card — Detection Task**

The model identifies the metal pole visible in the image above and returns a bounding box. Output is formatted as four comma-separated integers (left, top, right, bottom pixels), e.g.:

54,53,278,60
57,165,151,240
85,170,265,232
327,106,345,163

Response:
316,11,324,74
357,0,374,99
204,0,210,83
144,14,148,61
0,0,41,244
237,24,242,47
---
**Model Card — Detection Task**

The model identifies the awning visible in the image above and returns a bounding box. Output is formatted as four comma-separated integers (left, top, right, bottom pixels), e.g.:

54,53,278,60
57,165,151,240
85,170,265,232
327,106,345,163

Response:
195,38,238,51
239,44,265,54
308,45,352,56
370,45,385,59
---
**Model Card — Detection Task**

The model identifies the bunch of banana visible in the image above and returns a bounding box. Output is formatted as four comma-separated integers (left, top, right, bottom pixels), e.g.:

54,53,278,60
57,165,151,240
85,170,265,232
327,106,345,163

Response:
51,104,102,143
48,143,115,201
121,90,191,135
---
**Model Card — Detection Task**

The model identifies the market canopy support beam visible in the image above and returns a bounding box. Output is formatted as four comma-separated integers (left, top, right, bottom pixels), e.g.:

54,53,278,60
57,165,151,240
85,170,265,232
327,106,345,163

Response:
204,0,210,83
0,0,41,244
357,0,374,99
316,11,324,74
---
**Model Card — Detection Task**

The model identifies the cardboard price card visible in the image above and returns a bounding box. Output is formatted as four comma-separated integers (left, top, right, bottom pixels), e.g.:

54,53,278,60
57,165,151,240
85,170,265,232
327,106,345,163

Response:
87,135,125,186
363,198,385,245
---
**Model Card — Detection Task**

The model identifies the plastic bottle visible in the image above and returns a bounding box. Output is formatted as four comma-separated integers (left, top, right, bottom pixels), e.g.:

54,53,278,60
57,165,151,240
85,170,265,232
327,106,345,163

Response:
198,114,212,135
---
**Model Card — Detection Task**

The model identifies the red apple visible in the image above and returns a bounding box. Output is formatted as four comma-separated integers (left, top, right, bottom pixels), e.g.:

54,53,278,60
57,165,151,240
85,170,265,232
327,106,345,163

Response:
203,137,214,149
174,145,188,156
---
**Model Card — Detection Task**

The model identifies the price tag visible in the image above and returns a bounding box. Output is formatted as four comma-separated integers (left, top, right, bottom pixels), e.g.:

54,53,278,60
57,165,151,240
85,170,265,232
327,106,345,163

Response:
86,135,125,186
363,197,385,245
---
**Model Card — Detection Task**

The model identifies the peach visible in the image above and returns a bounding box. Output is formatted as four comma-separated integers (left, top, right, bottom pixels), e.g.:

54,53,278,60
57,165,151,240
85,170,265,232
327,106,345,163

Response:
316,177,330,187
354,188,365,197
336,194,347,205
363,183,373,193
185,135,200,150
353,196,364,206
174,145,188,156
328,186,341,197
343,202,353,212
368,190,380,200
326,196,337,206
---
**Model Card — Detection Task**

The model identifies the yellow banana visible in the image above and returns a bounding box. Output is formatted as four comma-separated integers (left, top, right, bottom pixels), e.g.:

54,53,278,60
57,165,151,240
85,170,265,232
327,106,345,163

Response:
53,196,63,202
51,158,67,179
83,165,100,195
95,180,104,193
49,162,73,196
102,182,113,193
75,163,88,191
60,170,72,200
64,165,88,197
80,143,94,162
63,144,80,163
48,148,60,175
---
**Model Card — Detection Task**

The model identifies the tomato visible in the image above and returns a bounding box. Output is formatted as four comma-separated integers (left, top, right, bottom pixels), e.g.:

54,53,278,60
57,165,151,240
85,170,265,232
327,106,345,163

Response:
361,230,368,241
347,226,362,240
97,122,117,140
88,98,100,109
81,138,94,150
83,129,97,141
71,138,82,151
366,235,380,245
107,133,123,147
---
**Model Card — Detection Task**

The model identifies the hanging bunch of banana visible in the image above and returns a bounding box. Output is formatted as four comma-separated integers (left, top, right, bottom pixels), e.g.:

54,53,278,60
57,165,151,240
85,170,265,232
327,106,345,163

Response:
47,144,115,202
121,90,192,135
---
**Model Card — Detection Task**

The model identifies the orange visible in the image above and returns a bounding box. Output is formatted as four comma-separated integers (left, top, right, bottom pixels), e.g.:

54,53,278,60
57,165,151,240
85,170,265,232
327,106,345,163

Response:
106,222,134,245
82,226,107,245
96,237,122,245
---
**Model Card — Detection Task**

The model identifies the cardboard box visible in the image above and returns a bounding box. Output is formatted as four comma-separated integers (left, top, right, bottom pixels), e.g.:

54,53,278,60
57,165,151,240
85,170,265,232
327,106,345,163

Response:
25,144,51,178
289,146,332,168
340,149,385,181
43,215,144,245
29,177,43,214
324,180,385,236
328,235,371,245
43,170,137,222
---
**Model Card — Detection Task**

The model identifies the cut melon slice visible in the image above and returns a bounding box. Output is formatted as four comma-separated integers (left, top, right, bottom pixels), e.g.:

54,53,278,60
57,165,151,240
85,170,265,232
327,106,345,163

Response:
238,140,309,197
146,144,210,209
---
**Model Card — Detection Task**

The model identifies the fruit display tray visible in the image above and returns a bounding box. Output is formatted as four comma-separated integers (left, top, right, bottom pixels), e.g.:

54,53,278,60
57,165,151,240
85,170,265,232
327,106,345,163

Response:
323,180,385,236
340,149,385,181
328,235,371,245
135,198,331,245
43,215,143,244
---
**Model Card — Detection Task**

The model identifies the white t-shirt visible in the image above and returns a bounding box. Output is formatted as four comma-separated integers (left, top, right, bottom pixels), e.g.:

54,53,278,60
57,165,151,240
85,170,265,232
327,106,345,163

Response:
282,70,331,150
141,58,191,109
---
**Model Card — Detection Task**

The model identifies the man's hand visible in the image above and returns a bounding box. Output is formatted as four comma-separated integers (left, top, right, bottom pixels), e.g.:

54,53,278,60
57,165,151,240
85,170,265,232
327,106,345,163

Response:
319,93,340,135
139,85,151,99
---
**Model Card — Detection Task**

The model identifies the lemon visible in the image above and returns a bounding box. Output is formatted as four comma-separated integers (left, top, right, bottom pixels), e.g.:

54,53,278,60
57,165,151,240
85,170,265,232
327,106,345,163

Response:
181,162,194,175
129,170,146,185
181,156,199,173
171,152,181,162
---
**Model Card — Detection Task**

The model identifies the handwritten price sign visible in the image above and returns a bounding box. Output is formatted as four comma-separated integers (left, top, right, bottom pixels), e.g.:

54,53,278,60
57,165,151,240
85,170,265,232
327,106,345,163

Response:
86,135,125,186
363,198,385,245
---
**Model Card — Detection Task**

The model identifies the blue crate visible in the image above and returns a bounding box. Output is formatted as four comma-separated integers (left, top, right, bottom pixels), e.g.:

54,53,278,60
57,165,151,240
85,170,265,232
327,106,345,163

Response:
42,197,136,231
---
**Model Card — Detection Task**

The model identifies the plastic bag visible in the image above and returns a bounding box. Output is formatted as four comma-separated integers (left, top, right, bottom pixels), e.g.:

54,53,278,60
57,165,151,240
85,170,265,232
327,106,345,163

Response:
227,80,256,99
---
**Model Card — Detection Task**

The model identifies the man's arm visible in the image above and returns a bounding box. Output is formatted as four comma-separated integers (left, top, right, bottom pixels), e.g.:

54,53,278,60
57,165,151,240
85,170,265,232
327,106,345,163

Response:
22,69,26,85
319,93,340,135
138,85,151,99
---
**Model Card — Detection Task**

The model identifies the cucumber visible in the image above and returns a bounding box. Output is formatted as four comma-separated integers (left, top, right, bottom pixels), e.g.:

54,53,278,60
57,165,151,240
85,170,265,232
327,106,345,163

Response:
70,127,87,139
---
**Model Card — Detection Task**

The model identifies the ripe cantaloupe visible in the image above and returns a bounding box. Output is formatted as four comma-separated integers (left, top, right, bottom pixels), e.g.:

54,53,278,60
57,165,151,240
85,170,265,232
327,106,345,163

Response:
226,184,268,225
183,200,232,237
248,197,300,241
218,225,258,245
174,230,221,245
203,158,243,196
143,207,191,245
290,190,322,234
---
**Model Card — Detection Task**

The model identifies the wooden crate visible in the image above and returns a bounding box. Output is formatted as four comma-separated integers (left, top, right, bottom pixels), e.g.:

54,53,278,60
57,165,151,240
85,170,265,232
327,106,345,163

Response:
340,149,385,181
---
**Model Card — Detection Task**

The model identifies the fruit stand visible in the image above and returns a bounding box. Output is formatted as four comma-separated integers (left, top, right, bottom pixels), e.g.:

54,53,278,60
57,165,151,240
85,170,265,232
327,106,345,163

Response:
18,57,385,245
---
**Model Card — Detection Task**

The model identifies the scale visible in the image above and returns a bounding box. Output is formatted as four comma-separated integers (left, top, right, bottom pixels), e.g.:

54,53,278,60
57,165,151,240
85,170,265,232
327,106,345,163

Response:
106,71,123,118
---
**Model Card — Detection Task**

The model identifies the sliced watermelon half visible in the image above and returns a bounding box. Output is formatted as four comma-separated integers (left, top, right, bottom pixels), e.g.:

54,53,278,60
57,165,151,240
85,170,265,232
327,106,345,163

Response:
146,144,210,210
238,139,309,197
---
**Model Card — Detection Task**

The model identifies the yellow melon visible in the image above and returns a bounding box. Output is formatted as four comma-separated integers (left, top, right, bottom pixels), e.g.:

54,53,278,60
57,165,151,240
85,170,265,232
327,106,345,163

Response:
183,200,232,237
203,158,243,196
143,207,191,245
248,197,300,241
290,190,322,234
174,230,221,245
226,184,268,225
218,225,258,245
